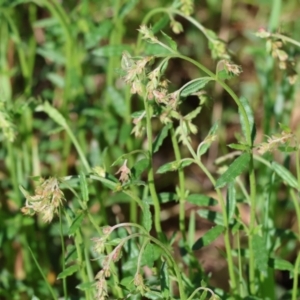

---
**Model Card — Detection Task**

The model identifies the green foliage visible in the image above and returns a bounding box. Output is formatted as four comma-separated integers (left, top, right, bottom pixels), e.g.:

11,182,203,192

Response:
1,0,300,299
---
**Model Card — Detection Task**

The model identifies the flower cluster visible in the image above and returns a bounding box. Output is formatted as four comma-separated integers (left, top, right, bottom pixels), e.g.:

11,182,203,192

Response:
257,131,295,155
180,0,194,16
21,177,65,223
115,160,131,183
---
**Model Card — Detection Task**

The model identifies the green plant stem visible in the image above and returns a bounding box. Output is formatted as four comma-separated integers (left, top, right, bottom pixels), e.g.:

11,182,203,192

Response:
144,97,162,236
170,126,186,239
292,252,300,300
181,132,237,292
27,245,58,300
290,190,300,240
59,207,68,300
271,33,300,48
64,212,92,300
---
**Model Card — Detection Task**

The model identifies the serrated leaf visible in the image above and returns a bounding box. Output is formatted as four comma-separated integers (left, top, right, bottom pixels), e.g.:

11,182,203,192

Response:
107,86,127,117
160,261,170,298
197,210,224,226
145,192,178,204
68,212,85,235
79,172,89,202
156,158,193,174
215,153,250,188
268,258,294,272
253,234,268,274
192,225,224,250
161,31,177,51
142,202,152,232
57,264,80,279
186,194,217,206
76,282,95,291
141,243,161,268
272,162,299,190
92,44,131,57
226,182,236,223
239,96,256,143
217,69,234,80
185,106,202,121
131,158,149,179
228,143,249,151
180,78,211,97
153,124,171,153
197,122,218,157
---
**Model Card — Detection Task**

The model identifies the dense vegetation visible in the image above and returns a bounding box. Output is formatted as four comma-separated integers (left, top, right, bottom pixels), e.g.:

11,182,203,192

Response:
0,0,300,299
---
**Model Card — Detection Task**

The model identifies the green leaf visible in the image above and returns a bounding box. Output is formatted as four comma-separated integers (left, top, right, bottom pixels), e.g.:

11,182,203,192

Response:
239,96,256,143
228,143,250,151
92,44,131,57
226,182,236,223
76,282,95,291
68,212,85,236
197,122,218,157
57,265,80,279
185,106,202,121
156,158,193,174
253,234,268,275
153,124,171,153
36,102,66,127
152,15,169,33
146,192,178,204
272,162,299,190
215,153,250,188
268,258,294,272
161,31,177,51
141,243,161,268
119,0,138,18
142,202,152,232
197,210,224,226
217,69,234,80
188,210,196,248
107,86,127,117
131,158,149,179
192,225,224,250
160,261,170,298
186,194,217,206
180,78,211,98
79,172,89,202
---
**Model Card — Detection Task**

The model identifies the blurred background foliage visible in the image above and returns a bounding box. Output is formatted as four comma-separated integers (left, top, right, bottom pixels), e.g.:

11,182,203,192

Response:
0,0,300,299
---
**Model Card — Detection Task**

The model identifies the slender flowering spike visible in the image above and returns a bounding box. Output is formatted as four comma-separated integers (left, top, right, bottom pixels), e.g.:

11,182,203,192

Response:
134,273,148,295
138,25,158,43
224,61,243,76
21,177,65,223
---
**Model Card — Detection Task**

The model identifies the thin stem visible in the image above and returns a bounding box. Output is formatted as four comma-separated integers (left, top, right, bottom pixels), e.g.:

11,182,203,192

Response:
59,207,68,299
181,131,237,292
170,126,186,239
292,252,300,300
144,97,162,235
271,33,300,48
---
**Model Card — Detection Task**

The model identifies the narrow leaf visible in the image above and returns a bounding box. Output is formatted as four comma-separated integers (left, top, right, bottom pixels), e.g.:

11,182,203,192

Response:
192,225,224,250
161,31,177,51
180,78,211,98
92,45,131,57
197,122,218,157
146,192,178,205
57,265,80,279
142,202,152,232
272,162,299,190
215,153,250,188
107,86,127,117
79,172,89,202
226,182,236,223
197,210,224,226
228,143,250,151
153,15,169,33
153,124,171,153
253,234,268,274
37,102,66,127
186,194,217,206
239,96,256,142
68,212,85,236
160,261,170,298
268,258,294,272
